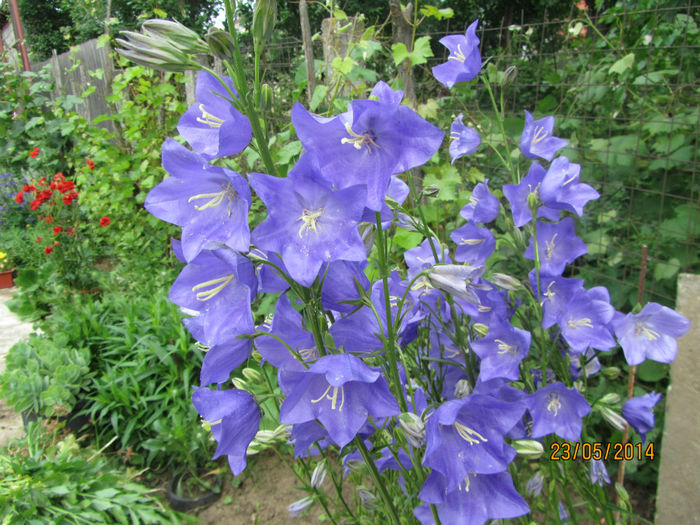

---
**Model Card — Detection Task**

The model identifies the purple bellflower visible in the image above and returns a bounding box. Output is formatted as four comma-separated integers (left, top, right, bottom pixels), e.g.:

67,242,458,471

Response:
502,162,561,227
249,160,367,288
611,302,690,365
320,260,370,314
145,138,252,261
177,71,252,160
524,218,588,276
589,459,611,486
450,222,495,266
279,354,400,447
460,179,499,224
416,470,529,525
558,286,616,354
291,81,443,211
449,114,481,164
192,387,260,475
471,321,531,382
432,20,482,89
520,110,568,161
526,382,591,441
622,392,662,442
540,156,600,216
423,395,526,491
529,271,585,329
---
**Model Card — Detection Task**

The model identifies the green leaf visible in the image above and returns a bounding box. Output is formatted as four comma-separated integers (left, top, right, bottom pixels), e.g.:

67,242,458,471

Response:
410,36,434,66
309,85,329,111
97,34,111,49
333,9,348,21
636,360,668,382
420,5,454,20
331,56,356,75
15,268,38,288
653,258,680,281
393,229,423,250
609,53,635,75
391,43,410,66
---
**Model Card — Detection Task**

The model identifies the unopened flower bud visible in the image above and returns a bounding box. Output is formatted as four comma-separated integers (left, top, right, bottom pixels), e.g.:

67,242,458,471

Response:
453,379,471,399
231,377,247,390
502,65,518,86
115,22,200,72
260,83,274,112
597,393,621,406
206,29,237,61
357,488,377,510
422,184,440,198
490,272,523,291
345,459,365,473
141,19,208,54
599,406,627,431
395,211,419,232
358,222,375,254
241,367,263,384
472,322,489,338
602,366,621,380
513,439,545,458
427,264,485,303
310,461,327,489
526,471,544,497
252,0,277,46
288,496,314,517
398,412,425,447
614,482,630,502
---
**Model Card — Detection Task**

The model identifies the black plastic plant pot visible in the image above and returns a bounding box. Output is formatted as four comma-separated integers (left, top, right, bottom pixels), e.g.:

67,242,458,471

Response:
167,470,223,512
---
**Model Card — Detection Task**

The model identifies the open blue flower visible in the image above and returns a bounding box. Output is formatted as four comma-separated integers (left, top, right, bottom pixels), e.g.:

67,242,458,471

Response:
449,114,480,164
540,156,599,216
526,382,591,441
622,392,662,442
432,20,482,89
524,218,588,276
520,110,568,161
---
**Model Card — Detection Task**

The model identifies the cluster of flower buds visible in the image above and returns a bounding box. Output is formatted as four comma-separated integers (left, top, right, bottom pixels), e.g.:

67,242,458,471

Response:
115,19,208,72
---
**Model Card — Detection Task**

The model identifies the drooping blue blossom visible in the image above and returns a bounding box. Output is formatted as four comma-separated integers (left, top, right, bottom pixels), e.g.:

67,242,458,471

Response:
415,470,529,525
526,382,591,441
145,138,252,261
558,286,616,354
288,421,331,458
502,162,560,227
191,387,260,475
177,71,252,160
450,222,495,266
432,20,482,89
427,264,486,304
320,260,370,314
449,114,480,164
471,321,531,382
519,110,568,161
524,218,588,276
278,354,400,447
423,394,526,491
540,156,600,216
589,459,611,486
528,271,585,329
611,302,690,365
249,161,367,288
622,392,662,442
460,179,499,224
291,81,443,211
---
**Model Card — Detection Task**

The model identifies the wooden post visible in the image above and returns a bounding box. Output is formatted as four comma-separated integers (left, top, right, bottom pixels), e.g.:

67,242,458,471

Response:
7,0,30,71
299,0,316,106
388,0,416,108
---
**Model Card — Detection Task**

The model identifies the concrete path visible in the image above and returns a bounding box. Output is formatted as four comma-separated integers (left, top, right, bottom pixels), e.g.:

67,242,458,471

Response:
0,286,34,447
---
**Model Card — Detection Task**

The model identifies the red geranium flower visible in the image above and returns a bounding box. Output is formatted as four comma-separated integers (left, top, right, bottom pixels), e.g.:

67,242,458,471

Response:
15,192,23,204
36,236,43,242
30,200,41,210
44,216,54,224
53,226,63,235
86,159,95,170
53,241,60,246
44,246,53,254
29,147,40,158
99,216,111,227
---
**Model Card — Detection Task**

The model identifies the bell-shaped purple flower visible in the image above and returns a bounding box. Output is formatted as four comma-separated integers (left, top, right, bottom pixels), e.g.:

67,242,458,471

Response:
450,222,495,266
529,271,585,329
291,82,443,211
460,179,499,224
502,162,561,227
279,354,400,447
423,394,526,492
320,260,370,314
540,157,599,216
526,382,591,441
250,162,367,288
611,302,690,365
192,387,260,475
471,321,531,382
449,114,480,164
432,20,482,89
558,286,616,353
589,459,611,486
177,71,252,160
415,471,529,525
519,110,568,161
145,138,252,261
622,392,662,442
524,218,588,276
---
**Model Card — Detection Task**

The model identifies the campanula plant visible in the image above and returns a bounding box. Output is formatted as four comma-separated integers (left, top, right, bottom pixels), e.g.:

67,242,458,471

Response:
119,2,691,523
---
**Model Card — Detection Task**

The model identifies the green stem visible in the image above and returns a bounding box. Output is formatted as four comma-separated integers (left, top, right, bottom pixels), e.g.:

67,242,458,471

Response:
354,436,401,525
482,77,517,183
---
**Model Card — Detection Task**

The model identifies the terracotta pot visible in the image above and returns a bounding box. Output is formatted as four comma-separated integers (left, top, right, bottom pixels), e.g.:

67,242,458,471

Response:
0,269,14,288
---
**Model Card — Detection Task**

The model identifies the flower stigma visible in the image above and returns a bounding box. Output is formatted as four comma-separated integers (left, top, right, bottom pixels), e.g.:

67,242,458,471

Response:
298,208,324,238
341,123,380,153
188,182,238,216
192,274,235,301
454,421,488,445
544,233,559,260
567,317,594,329
449,44,467,63
311,384,345,411
196,104,224,128
531,126,549,146
496,339,517,355
546,393,562,416
635,322,660,341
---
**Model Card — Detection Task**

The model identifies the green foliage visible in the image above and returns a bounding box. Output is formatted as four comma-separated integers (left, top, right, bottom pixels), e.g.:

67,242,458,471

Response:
0,422,187,524
0,333,91,417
